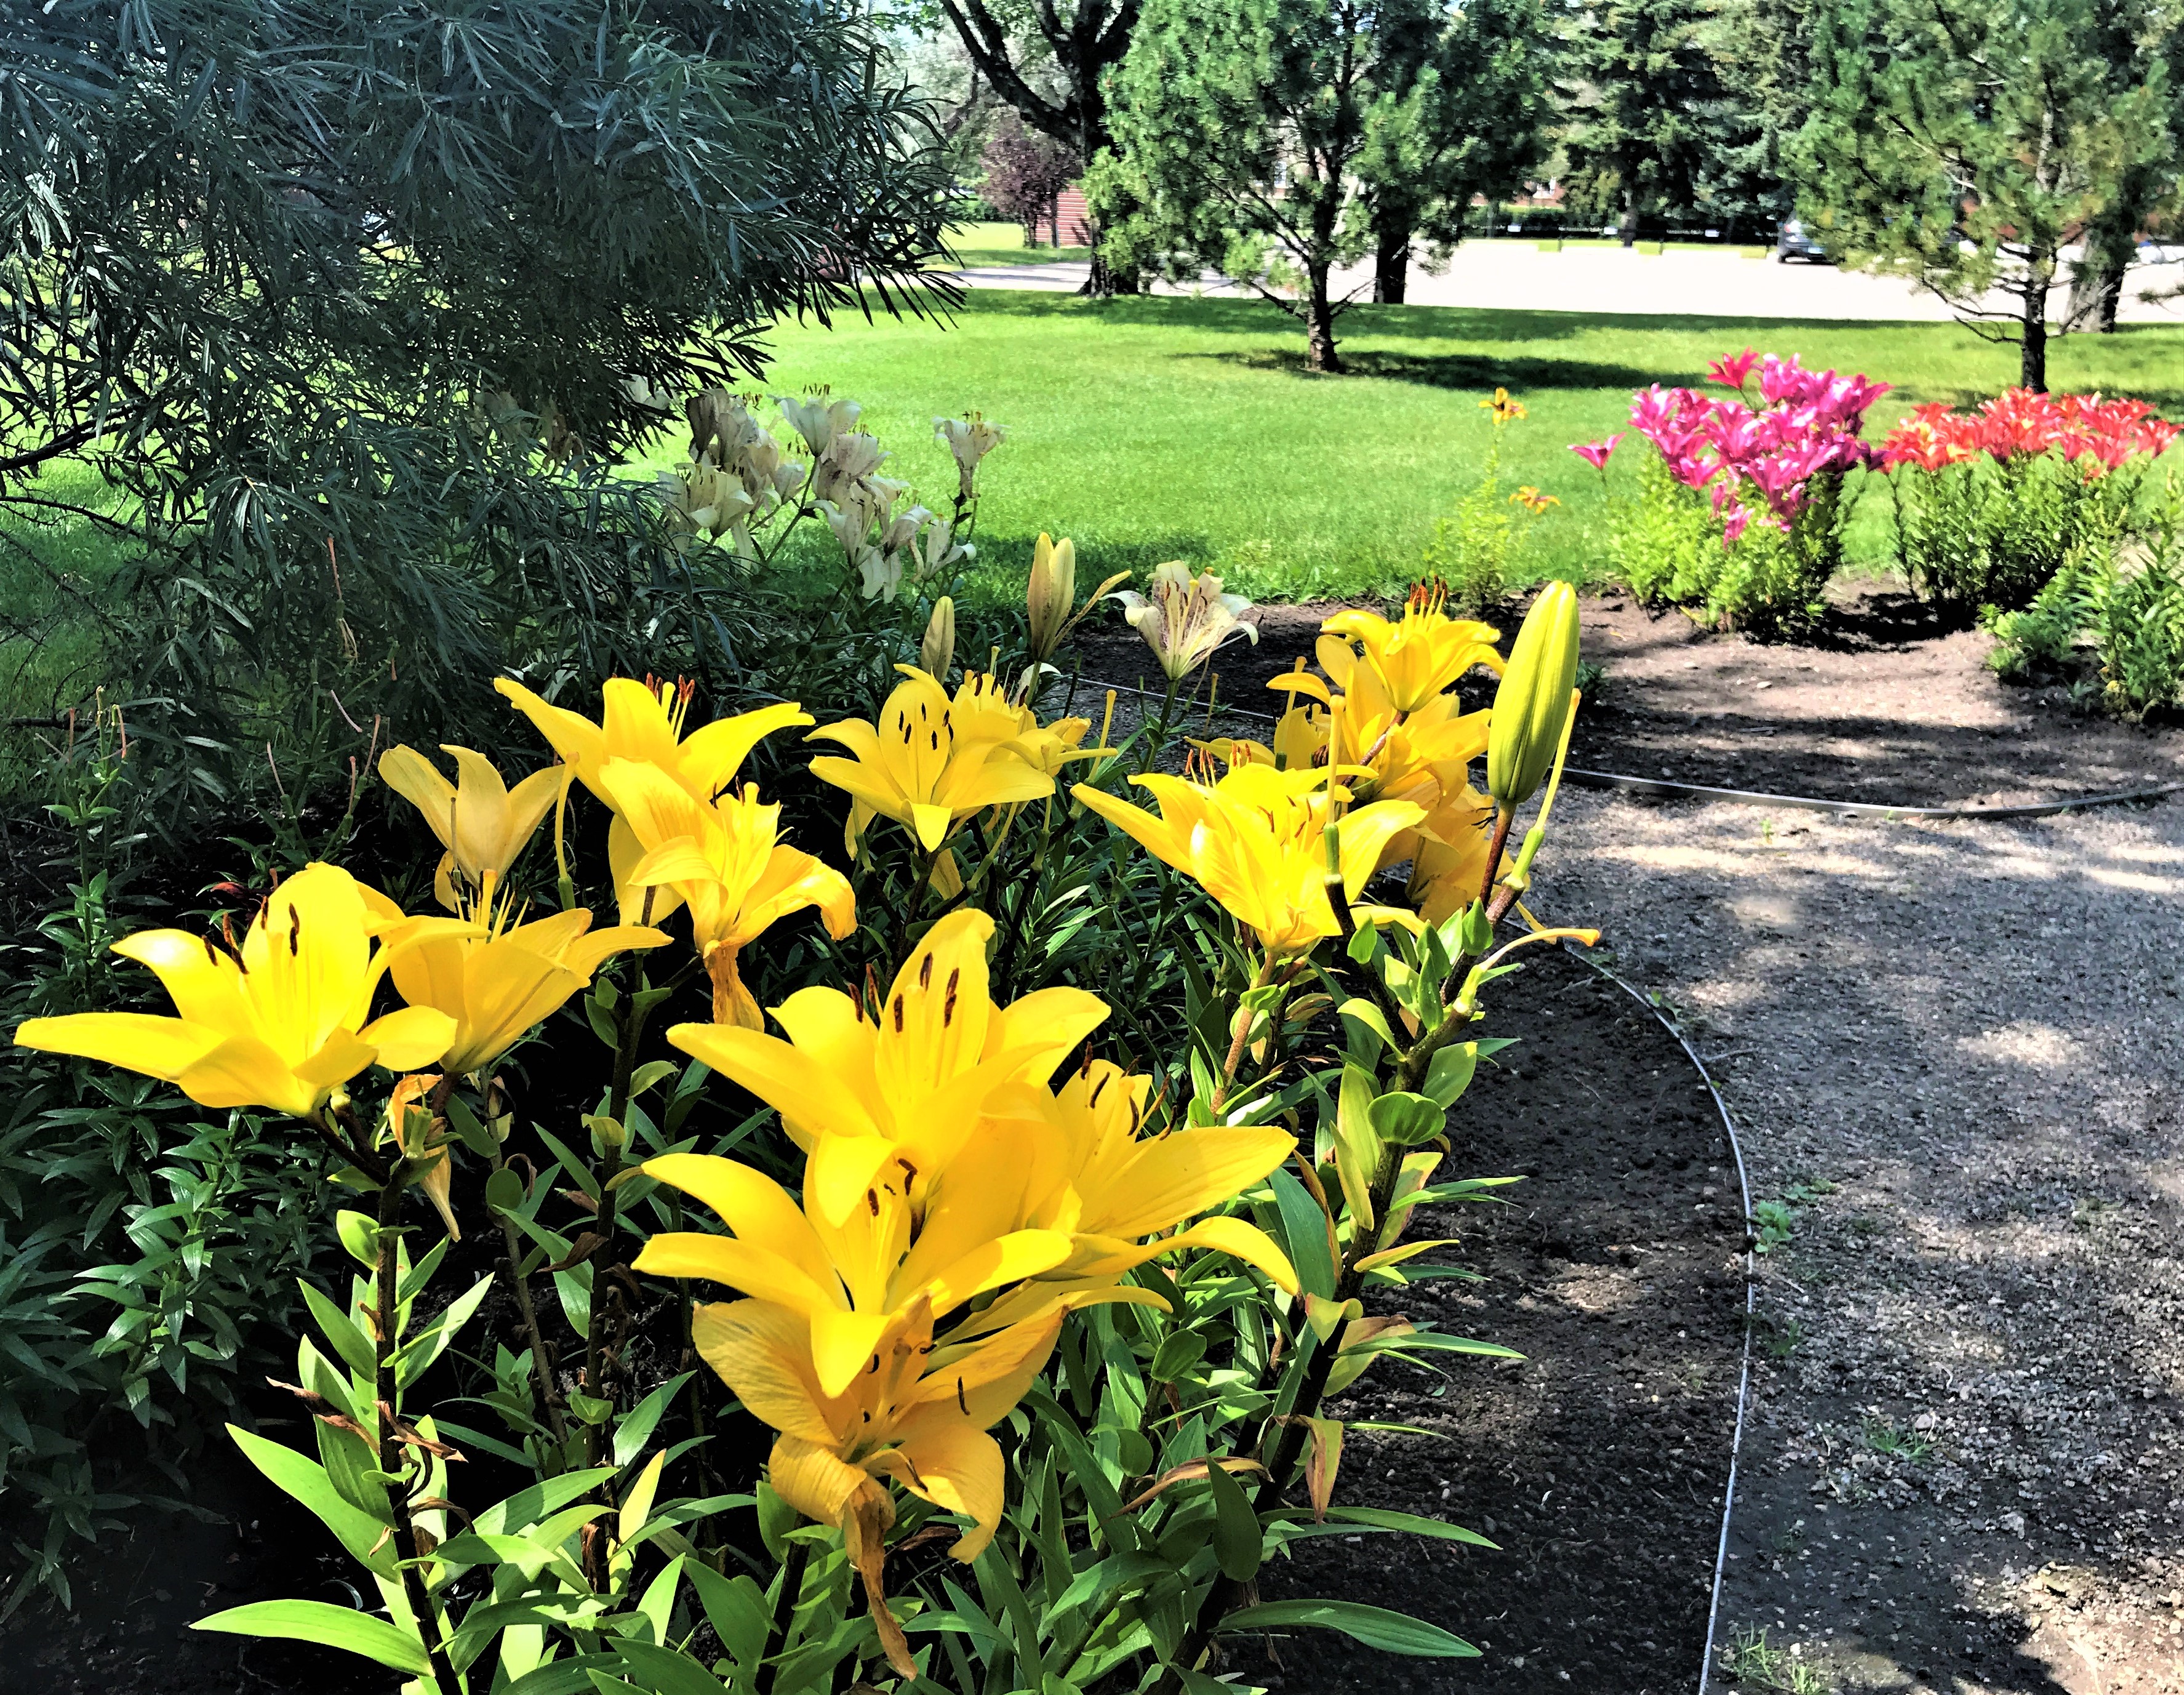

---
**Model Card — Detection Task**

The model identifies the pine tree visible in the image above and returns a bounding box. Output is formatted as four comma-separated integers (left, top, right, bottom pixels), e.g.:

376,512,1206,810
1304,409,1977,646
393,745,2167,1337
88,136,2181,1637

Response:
1796,0,2170,388
1102,0,1388,371
1361,0,1557,302
1562,0,1728,244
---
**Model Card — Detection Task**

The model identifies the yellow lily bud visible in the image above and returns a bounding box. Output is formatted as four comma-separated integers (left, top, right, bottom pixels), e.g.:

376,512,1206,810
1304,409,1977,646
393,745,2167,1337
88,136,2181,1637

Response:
921,595,956,679
1486,580,1580,812
1025,533,1076,663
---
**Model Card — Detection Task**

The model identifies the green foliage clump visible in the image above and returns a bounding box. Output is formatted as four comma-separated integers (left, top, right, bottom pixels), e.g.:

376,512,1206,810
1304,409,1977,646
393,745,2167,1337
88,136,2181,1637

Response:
1,723,329,1613
1888,455,2145,614
1610,454,1852,633
1988,491,2184,719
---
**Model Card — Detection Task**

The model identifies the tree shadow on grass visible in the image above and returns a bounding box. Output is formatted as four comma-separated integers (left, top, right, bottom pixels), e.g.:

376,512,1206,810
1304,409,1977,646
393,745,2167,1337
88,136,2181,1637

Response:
1191,343,1669,392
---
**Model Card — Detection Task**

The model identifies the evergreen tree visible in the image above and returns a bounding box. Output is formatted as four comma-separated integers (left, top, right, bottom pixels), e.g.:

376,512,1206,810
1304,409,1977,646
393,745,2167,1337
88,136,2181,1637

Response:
1562,0,1727,244
1797,0,2170,388
1101,0,1395,371
1361,0,1557,302
2062,0,2182,332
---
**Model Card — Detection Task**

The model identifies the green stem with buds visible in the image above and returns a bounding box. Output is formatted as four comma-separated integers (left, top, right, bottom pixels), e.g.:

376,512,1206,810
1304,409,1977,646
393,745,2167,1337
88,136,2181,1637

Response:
372,1164,462,1695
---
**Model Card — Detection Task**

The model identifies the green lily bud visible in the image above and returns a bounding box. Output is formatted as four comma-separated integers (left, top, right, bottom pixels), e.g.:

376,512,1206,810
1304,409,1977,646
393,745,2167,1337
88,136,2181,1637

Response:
920,594,956,679
1486,580,1580,811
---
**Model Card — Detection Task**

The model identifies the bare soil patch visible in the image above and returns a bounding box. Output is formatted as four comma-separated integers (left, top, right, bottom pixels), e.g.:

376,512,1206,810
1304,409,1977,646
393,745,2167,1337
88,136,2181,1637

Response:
1250,944,1746,1695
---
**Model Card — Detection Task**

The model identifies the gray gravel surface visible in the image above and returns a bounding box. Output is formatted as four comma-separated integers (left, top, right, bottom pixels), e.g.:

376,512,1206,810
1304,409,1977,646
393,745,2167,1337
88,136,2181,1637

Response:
1537,789,2184,1695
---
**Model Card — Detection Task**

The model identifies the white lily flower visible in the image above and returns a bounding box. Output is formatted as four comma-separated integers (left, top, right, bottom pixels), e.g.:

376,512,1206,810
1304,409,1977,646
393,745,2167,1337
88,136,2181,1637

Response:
857,547,905,602
815,433,889,509
918,516,971,580
1114,562,1258,681
882,503,933,556
935,412,1005,500
778,394,862,457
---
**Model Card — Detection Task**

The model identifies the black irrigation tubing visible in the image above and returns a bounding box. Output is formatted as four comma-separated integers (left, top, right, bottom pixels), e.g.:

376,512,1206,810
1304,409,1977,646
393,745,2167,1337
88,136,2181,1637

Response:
1564,944,1756,1695
1562,769,2184,820
1073,673,2184,821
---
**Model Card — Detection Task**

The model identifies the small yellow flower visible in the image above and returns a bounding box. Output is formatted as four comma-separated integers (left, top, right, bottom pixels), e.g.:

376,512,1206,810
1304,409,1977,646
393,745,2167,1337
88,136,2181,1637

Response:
594,762,855,1028
807,668,1055,856
1480,387,1527,424
494,676,810,923
1509,486,1561,515
1073,763,1422,956
1318,581,1505,715
384,893,668,1076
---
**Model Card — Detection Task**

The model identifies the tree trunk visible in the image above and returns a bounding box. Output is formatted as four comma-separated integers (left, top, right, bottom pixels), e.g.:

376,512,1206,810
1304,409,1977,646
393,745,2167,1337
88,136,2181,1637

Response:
1374,220,1410,305
1305,270,1342,374
2097,264,2124,334
2020,290,2048,393
1618,183,1638,249
1084,245,1141,298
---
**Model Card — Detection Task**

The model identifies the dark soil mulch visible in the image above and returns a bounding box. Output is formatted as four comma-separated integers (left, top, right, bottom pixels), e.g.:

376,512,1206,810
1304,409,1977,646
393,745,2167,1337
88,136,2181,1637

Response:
1247,943,1747,1695
1070,582,2184,810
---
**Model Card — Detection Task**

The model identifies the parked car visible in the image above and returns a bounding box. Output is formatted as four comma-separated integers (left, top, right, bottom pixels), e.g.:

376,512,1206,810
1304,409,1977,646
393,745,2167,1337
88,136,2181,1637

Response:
1775,219,1829,263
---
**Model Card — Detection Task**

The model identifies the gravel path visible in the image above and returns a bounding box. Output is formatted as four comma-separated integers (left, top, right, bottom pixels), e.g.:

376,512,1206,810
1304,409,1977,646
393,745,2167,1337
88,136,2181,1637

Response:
1537,789,2184,1695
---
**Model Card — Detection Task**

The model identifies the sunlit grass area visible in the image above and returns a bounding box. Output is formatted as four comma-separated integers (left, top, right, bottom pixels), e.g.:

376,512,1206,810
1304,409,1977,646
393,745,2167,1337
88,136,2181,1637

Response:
743,289,2184,608
17,288,2184,731
943,220,1092,268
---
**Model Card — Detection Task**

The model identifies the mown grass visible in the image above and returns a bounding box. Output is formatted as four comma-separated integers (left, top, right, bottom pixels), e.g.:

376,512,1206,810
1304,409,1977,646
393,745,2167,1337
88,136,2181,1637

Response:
943,220,1092,268
15,286,2184,729
740,289,2184,609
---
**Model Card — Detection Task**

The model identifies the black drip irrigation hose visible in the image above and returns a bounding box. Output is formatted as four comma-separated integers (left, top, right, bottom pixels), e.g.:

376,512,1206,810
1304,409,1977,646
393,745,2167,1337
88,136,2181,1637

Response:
1562,768,2184,820
1070,674,2184,821
1564,944,1755,1695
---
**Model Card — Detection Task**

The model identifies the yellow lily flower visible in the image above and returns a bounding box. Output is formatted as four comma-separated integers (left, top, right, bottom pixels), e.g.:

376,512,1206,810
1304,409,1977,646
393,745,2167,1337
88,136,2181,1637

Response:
1318,581,1505,715
1071,764,1423,956
594,759,855,1028
663,909,1107,1226
807,668,1055,855
634,1144,1073,1396
378,743,565,912
962,1060,1300,1298
1405,785,1503,922
494,675,811,922
1113,561,1257,681
698,1294,1059,1676
1025,532,1076,664
383,894,670,1076
13,864,461,1122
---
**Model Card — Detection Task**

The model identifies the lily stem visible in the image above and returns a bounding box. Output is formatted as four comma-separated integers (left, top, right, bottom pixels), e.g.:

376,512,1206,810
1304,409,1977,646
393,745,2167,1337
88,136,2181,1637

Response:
1208,953,1278,1115
373,1169,462,1695
490,1146,569,1466
755,1533,812,1694
1155,907,1503,1694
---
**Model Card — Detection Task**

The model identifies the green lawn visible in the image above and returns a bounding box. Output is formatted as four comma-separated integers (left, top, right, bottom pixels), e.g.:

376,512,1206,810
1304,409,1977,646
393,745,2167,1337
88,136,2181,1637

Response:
748,289,2184,609
943,221,1092,268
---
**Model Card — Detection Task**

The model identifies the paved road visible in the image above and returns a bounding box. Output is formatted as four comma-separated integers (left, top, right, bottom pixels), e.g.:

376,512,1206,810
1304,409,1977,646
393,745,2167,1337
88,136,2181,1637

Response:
947,244,2184,327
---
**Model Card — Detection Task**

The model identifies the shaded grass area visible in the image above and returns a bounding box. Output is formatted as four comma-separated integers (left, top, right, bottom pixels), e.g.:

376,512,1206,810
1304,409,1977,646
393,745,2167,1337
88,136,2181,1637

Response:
746,290,2184,609
0,462,133,759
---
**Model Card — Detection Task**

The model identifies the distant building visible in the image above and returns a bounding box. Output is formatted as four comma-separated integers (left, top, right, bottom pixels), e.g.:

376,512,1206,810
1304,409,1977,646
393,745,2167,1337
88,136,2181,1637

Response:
1030,186,1093,247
